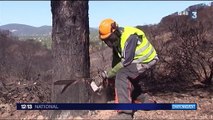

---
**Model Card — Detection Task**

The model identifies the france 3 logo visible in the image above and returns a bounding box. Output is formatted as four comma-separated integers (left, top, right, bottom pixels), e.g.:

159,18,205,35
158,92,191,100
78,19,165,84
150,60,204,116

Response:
21,104,33,110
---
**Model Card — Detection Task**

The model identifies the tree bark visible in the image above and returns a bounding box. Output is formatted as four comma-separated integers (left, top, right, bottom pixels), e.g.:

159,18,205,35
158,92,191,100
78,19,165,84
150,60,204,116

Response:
51,1,90,118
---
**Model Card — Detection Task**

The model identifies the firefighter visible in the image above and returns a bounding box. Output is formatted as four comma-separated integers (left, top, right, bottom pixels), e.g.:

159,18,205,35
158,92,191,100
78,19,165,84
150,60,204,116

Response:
98,18,159,119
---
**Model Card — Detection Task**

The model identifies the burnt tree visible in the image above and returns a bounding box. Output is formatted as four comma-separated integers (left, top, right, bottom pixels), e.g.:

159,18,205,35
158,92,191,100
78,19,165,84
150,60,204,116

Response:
51,1,90,118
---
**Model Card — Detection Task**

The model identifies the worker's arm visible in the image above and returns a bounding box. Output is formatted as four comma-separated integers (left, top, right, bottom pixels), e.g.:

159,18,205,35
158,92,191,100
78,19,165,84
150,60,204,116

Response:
107,34,139,78
107,62,123,79
122,34,139,66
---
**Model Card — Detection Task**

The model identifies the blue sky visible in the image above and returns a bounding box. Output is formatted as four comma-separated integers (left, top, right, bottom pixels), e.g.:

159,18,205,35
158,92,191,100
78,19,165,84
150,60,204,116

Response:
0,1,212,27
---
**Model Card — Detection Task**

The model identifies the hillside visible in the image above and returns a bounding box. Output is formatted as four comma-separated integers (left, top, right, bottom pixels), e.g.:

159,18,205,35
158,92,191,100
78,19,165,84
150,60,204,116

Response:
0,24,51,36
0,23,98,38
0,24,99,49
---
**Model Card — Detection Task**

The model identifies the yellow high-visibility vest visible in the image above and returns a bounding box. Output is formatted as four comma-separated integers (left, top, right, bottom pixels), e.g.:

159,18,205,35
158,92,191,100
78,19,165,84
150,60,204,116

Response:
119,26,157,63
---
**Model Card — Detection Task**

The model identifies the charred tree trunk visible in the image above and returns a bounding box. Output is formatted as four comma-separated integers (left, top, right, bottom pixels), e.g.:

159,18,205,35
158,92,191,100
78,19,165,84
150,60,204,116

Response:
51,1,90,118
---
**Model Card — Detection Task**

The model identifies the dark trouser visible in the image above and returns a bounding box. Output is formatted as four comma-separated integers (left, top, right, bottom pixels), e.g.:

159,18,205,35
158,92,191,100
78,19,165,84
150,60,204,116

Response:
115,57,158,114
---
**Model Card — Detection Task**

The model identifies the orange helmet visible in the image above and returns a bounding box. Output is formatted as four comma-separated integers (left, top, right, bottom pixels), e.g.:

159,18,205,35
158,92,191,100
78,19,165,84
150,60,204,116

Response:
99,18,118,40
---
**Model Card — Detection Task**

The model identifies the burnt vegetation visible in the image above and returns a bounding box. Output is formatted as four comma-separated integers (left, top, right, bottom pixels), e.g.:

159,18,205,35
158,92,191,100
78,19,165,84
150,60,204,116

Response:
0,30,53,81
0,30,52,105
136,5,213,93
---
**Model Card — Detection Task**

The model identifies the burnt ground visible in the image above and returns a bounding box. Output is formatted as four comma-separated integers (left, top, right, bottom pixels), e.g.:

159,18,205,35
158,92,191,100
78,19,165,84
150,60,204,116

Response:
0,48,212,119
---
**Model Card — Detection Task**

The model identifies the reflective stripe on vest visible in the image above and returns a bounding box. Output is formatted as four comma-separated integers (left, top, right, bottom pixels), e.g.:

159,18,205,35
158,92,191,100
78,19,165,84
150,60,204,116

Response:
132,47,155,63
121,40,150,57
135,42,150,55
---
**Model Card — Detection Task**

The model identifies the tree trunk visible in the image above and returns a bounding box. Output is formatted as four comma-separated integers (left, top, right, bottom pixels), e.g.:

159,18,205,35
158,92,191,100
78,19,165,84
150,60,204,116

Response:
51,1,90,118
